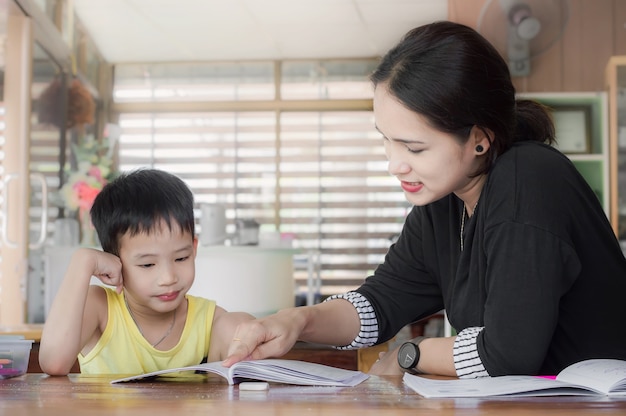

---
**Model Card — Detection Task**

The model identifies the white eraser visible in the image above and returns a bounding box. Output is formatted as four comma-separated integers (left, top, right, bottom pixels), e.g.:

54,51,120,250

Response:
238,382,269,391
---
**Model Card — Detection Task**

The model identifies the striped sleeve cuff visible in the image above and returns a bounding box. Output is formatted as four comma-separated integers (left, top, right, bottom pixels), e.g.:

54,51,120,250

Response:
324,291,379,349
453,326,490,378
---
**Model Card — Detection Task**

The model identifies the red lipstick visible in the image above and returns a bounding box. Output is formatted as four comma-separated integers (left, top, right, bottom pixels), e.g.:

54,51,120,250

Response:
400,181,423,193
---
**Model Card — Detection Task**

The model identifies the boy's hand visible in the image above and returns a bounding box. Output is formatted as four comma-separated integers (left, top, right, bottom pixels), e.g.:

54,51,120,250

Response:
76,248,124,293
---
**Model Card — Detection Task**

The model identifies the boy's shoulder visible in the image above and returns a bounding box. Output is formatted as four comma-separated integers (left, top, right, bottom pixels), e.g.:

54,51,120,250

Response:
88,284,112,299
186,293,216,307
88,284,116,300
86,285,119,322
185,294,218,321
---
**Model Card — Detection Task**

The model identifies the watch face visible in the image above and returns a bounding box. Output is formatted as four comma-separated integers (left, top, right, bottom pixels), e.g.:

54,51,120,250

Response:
397,342,419,370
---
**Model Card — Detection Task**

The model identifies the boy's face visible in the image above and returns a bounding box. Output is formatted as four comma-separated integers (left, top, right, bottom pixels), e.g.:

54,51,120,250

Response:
118,219,197,313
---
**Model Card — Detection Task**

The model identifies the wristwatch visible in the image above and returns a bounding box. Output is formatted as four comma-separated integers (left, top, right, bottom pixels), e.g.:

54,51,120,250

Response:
397,336,427,374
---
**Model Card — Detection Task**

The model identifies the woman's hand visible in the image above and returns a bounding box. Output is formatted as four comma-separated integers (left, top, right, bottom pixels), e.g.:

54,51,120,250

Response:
368,344,405,376
222,308,306,367
222,299,362,368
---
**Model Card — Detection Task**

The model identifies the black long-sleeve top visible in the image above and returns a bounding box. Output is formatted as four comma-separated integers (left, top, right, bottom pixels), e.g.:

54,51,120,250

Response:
354,141,626,376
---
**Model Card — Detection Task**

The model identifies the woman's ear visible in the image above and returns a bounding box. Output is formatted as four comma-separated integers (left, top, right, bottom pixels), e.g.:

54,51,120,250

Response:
471,126,493,155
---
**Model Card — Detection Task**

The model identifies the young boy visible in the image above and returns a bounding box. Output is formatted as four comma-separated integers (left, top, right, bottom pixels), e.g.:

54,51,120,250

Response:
39,169,254,375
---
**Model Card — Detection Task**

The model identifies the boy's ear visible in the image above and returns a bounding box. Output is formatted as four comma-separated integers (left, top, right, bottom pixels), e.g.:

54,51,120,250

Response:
192,236,199,253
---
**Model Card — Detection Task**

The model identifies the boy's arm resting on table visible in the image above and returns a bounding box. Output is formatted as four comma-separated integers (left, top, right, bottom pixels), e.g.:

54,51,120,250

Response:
223,298,361,366
39,248,122,376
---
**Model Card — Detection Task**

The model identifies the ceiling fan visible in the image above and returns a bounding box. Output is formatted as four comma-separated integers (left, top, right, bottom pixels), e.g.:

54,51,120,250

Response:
477,0,570,77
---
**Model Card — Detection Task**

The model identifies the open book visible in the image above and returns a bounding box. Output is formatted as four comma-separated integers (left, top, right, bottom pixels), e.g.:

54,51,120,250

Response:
404,359,626,398
111,359,369,387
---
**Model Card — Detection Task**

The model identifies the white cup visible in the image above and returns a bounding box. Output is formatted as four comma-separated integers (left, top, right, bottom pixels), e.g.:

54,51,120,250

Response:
200,204,227,245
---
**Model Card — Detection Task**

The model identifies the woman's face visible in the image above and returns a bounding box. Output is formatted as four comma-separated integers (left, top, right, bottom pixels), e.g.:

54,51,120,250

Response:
374,85,481,207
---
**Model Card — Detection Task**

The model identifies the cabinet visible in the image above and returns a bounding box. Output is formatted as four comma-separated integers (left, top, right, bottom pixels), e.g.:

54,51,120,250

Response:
191,246,300,317
521,92,611,218
606,56,626,245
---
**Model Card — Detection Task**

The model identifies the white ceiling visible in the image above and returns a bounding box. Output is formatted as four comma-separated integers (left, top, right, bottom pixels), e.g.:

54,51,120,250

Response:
72,0,449,64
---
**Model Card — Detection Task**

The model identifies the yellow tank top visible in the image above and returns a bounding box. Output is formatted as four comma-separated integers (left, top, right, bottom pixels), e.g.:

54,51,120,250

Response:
78,287,216,375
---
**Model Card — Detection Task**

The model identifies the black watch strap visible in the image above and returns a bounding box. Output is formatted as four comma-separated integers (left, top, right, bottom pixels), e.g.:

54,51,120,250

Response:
398,336,428,374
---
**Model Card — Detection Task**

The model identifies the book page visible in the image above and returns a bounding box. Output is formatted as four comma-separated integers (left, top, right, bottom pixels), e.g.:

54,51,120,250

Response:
111,359,369,386
111,362,230,384
228,359,368,386
556,359,626,395
402,374,599,398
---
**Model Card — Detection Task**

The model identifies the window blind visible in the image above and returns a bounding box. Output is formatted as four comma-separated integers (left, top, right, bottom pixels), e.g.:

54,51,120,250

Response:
114,60,410,297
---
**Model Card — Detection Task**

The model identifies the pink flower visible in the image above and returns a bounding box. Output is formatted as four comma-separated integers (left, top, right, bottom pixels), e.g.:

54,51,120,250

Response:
73,180,102,211
87,165,104,183
56,133,116,212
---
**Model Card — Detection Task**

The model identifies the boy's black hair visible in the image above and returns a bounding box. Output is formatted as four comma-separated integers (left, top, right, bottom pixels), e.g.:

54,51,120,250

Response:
90,168,195,256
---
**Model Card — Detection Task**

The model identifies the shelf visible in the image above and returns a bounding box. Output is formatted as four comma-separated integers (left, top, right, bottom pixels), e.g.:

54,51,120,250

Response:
606,56,626,240
522,92,610,217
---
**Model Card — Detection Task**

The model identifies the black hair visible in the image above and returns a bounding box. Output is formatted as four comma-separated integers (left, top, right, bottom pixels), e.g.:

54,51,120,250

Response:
370,21,555,175
90,168,195,255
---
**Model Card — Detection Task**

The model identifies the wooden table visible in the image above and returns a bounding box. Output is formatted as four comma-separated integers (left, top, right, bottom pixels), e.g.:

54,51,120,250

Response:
2,373,625,415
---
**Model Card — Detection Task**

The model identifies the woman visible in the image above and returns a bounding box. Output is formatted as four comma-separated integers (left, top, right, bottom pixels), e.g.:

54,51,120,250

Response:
224,21,626,378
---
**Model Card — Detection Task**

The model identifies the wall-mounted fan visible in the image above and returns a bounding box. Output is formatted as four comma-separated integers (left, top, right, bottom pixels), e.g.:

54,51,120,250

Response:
477,0,569,77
